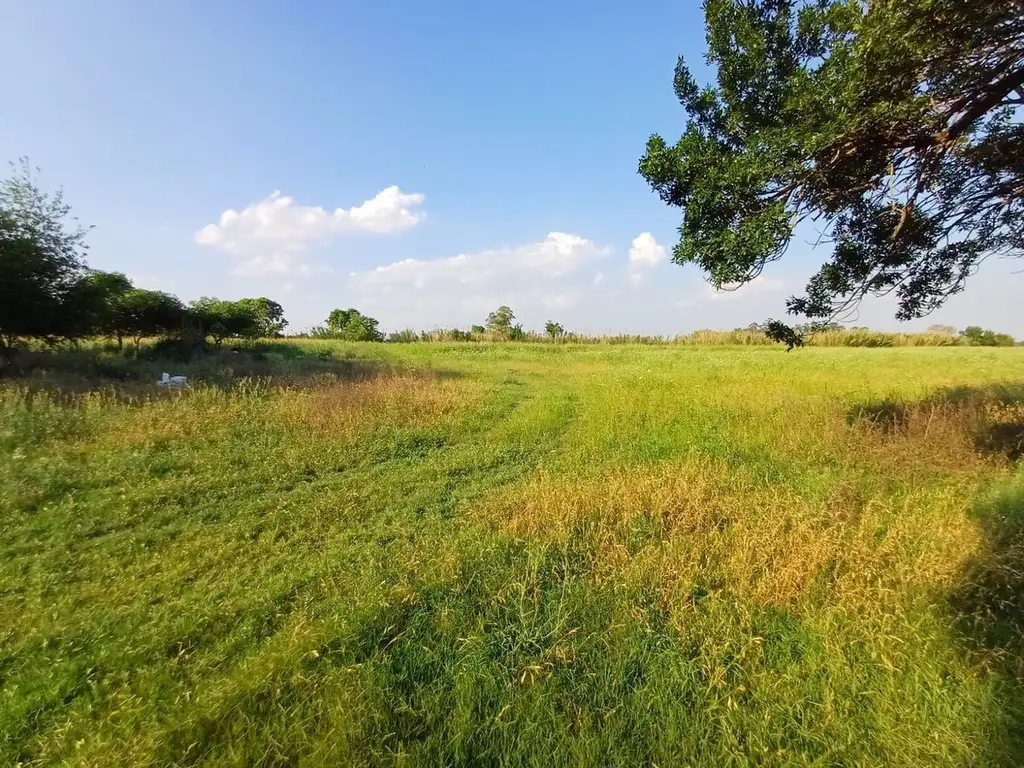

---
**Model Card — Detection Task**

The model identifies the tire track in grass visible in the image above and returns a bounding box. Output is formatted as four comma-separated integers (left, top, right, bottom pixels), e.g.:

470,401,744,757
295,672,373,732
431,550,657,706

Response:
8,370,580,763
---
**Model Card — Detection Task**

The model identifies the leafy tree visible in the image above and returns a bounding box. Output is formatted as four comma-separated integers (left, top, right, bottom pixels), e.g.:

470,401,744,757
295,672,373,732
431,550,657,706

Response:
485,305,515,335
640,1,1024,345
237,297,288,337
188,297,261,347
62,270,133,345
544,321,565,339
118,290,186,350
321,308,383,341
927,324,957,336
470,324,486,335
959,325,1015,347
0,160,90,352
507,324,526,341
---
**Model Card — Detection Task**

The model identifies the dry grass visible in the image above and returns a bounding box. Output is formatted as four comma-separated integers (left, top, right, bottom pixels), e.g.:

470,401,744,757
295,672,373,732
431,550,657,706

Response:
476,459,983,610
274,374,483,437
4,343,1024,765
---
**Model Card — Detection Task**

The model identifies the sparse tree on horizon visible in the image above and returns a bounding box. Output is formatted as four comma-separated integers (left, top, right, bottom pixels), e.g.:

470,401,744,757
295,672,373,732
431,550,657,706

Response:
486,305,515,335
545,321,565,339
320,308,383,341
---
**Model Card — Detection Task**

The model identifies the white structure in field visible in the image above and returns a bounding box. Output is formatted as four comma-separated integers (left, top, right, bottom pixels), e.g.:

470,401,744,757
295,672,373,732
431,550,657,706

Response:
157,372,188,387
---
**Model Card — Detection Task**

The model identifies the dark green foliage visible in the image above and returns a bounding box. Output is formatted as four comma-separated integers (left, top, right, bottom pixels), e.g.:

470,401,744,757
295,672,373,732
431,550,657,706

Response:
0,163,291,352
545,321,565,339
188,297,262,347
317,308,384,341
61,270,134,345
640,0,1024,340
237,297,288,338
117,290,187,349
764,319,804,350
0,160,91,351
960,326,1016,347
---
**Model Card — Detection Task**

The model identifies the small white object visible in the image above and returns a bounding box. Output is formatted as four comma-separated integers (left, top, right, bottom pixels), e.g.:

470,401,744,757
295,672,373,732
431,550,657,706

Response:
157,372,188,387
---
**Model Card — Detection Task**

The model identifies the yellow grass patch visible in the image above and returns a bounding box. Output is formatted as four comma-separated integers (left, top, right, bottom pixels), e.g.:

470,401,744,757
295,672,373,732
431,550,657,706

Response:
477,461,986,611
274,374,484,437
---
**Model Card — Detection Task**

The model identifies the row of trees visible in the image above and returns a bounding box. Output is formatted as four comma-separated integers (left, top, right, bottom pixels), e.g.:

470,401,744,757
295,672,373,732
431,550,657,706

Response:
307,304,1017,346
306,306,570,343
0,160,288,355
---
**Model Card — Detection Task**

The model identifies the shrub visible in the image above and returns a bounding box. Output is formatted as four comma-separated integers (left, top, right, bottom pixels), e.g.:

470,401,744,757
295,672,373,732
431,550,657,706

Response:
387,329,420,343
959,326,1016,347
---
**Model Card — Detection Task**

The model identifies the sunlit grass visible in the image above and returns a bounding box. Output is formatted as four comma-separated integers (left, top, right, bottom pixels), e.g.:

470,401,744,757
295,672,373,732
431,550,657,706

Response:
2,344,1024,765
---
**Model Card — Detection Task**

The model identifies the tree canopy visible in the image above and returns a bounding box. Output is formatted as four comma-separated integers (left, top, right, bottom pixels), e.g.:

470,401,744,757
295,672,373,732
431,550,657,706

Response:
485,306,515,334
188,297,264,346
639,0,1023,341
319,308,384,341
118,290,187,349
0,160,91,351
545,321,565,339
237,297,288,338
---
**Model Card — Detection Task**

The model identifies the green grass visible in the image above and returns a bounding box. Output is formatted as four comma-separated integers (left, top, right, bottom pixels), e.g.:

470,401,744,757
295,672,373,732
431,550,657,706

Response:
3,342,1024,765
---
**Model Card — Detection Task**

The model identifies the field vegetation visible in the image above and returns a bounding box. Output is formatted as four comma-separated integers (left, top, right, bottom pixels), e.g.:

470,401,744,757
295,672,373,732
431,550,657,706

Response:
3,0,1023,761
3,341,1024,765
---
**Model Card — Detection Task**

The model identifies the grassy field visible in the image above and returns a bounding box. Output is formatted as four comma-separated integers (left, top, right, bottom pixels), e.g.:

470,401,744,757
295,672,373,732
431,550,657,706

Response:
3,342,1024,766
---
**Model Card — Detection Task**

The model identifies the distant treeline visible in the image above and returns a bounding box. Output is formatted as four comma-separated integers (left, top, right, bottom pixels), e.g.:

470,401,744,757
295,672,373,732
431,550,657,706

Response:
302,306,1018,348
2,163,1017,357
1,161,289,356
370,326,1016,347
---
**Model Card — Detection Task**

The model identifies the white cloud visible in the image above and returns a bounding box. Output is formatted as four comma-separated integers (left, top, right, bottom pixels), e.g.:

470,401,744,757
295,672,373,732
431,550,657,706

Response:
195,186,426,274
593,272,605,285
628,232,667,267
629,273,643,288
348,232,610,327
703,276,787,302
353,232,608,289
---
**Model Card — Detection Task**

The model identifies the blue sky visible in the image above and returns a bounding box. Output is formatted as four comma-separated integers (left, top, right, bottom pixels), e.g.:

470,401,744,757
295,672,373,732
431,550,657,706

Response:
3,0,1020,335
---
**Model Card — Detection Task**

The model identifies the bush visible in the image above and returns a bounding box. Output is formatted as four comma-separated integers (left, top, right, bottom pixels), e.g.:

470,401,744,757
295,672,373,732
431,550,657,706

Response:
139,335,211,363
315,308,384,342
959,326,1016,347
387,329,420,343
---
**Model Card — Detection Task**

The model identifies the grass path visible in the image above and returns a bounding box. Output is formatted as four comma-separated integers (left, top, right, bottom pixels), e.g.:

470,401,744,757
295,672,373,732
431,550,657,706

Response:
3,344,1024,765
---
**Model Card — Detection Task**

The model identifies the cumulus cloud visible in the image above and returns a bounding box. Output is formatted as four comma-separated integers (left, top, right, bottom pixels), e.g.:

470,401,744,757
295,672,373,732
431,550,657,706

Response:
195,186,426,274
348,232,610,327
628,232,667,267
